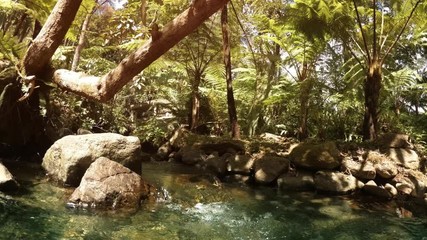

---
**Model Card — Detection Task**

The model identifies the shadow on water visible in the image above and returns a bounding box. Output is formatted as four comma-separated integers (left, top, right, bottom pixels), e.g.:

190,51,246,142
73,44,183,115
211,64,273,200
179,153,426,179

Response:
0,193,66,239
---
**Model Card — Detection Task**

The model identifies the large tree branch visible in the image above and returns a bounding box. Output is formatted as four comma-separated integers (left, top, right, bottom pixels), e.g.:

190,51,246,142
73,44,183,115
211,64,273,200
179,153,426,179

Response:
22,0,83,75
54,0,229,102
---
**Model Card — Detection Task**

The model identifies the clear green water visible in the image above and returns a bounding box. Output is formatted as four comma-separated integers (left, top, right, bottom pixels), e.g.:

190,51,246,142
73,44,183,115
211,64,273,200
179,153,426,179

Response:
1,161,427,240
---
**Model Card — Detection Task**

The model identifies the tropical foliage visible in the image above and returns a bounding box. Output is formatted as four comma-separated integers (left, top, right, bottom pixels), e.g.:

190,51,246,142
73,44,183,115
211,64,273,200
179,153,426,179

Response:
1,0,427,148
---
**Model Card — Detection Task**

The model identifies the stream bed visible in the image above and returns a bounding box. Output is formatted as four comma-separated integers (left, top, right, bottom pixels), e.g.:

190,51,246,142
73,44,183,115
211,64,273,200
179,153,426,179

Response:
1,161,427,239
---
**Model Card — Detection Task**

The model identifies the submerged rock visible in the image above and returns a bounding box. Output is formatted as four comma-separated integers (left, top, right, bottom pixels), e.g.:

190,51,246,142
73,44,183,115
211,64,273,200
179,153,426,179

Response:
42,133,142,186
314,171,362,193
68,157,150,209
277,170,315,191
0,162,19,192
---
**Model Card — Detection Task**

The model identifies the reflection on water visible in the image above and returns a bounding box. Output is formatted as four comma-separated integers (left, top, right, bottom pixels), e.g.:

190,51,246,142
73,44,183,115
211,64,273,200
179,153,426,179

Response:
1,161,427,239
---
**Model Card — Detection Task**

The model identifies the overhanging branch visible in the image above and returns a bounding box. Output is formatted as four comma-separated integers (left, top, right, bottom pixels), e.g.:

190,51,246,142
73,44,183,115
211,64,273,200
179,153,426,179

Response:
53,0,229,102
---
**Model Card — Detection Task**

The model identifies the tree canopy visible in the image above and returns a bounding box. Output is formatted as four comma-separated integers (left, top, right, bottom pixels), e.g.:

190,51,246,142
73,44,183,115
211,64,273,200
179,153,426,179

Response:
1,0,426,148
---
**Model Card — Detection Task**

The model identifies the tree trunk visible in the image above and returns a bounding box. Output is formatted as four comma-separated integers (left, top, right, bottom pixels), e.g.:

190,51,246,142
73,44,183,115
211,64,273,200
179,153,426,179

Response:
189,72,202,131
141,0,147,26
298,62,312,140
13,13,27,39
22,0,83,76
71,10,93,71
363,59,382,141
221,5,240,139
53,0,229,102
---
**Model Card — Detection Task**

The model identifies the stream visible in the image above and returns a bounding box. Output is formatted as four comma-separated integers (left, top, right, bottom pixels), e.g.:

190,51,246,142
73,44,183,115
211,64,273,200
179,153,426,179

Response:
1,161,427,239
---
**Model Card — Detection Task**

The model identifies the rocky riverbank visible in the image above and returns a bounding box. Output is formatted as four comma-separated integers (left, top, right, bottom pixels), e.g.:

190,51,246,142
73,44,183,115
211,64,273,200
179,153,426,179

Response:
1,130,427,212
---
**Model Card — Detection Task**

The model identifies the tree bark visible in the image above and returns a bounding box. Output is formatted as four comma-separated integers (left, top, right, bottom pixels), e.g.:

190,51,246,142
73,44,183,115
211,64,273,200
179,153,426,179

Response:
221,5,240,139
22,0,83,76
298,62,312,140
189,71,202,131
362,59,382,141
141,0,147,26
71,10,94,71
53,0,229,102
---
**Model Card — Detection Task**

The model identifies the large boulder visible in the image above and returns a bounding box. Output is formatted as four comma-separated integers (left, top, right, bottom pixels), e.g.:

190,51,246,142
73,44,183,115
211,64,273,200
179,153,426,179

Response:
314,171,362,193
289,142,341,170
0,162,19,191
277,170,315,191
254,155,290,184
383,148,419,170
68,157,150,209
42,133,142,186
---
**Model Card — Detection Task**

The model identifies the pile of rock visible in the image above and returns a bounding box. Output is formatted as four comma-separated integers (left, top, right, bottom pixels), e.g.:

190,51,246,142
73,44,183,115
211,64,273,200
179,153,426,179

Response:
164,133,427,205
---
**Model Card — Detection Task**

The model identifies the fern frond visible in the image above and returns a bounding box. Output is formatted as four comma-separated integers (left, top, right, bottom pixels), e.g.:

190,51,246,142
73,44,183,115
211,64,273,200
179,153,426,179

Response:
0,32,26,64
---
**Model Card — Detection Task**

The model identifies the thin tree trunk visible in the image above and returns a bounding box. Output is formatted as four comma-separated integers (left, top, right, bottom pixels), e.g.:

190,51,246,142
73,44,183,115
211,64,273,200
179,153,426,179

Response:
22,0,83,76
363,59,382,141
221,5,240,139
53,0,229,102
13,13,27,39
141,0,147,26
190,72,202,131
71,11,93,71
298,62,312,140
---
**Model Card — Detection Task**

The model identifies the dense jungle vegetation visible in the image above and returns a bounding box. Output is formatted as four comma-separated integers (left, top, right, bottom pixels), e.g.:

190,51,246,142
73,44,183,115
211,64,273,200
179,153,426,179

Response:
0,0,426,154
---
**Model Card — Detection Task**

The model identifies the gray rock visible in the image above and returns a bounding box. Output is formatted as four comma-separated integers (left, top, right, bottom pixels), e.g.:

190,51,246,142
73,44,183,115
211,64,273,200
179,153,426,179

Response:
314,171,362,193
68,157,150,209
0,163,19,191
254,155,290,184
341,157,376,180
277,170,314,191
226,154,254,174
42,133,142,186
362,180,394,199
384,148,419,170
289,142,341,170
